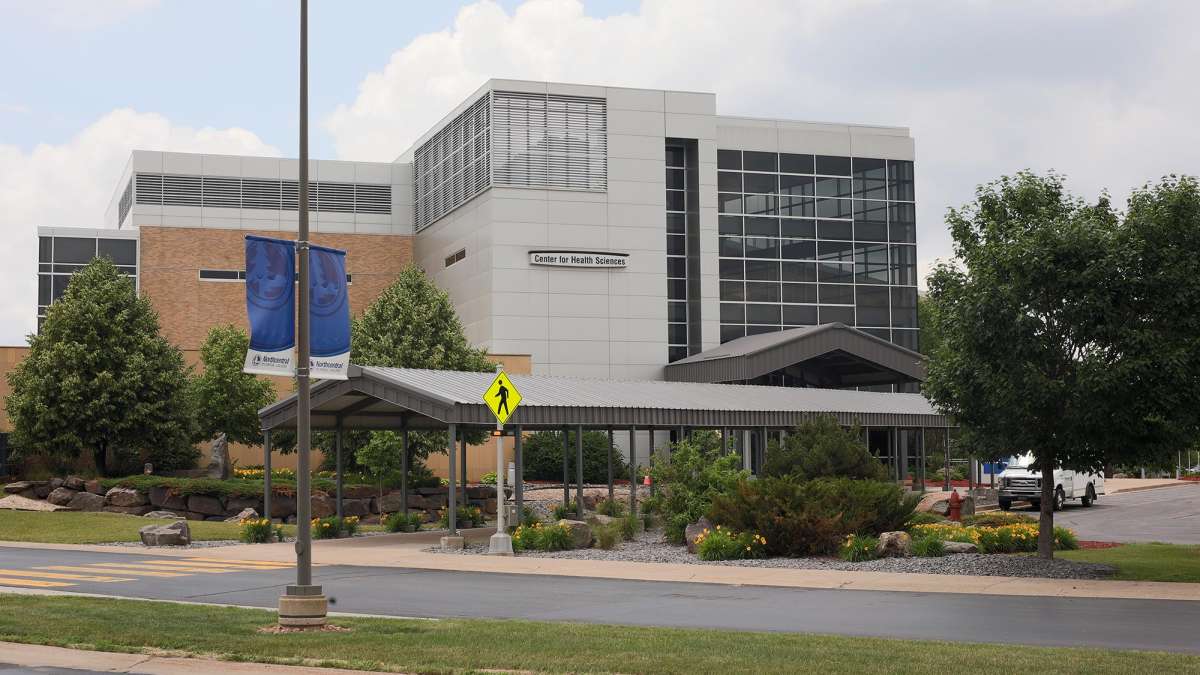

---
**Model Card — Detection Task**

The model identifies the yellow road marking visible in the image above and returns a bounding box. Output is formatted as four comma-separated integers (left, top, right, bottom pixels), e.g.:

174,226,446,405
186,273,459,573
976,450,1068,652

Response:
184,558,294,568
0,576,75,588
87,562,233,574
0,570,134,582
128,560,267,571
43,565,190,578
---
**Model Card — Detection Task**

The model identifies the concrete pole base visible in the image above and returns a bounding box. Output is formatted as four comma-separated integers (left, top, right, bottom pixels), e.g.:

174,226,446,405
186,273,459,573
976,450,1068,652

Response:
440,535,465,550
486,532,514,556
278,593,327,627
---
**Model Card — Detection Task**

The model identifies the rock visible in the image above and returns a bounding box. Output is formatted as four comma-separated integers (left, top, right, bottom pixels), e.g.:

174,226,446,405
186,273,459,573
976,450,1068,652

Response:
270,494,296,519
64,476,87,491
310,494,336,518
466,486,495,500
160,493,188,511
49,477,65,490
184,512,208,521
942,541,979,554
105,487,148,507
186,494,225,516
876,531,912,558
556,519,593,549
375,492,407,513
342,499,370,518
144,510,184,519
685,517,714,554
342,485,375,500
3,481,46,494
46,487,78,506
32,484,53,499
205,433,231,480
103,505,153,516
224,497,261,516
85,479,104,495
225,507,259,522
417,486,448,496
65,491,104,512
148,486,171,507
482,498,497,515
139,520,190,546
587,514,615,527
916,491,975,517
0,494,72,511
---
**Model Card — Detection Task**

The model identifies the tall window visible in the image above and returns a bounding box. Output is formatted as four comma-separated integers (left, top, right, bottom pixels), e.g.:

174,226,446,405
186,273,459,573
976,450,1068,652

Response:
38,235,137,332
666,140,700,363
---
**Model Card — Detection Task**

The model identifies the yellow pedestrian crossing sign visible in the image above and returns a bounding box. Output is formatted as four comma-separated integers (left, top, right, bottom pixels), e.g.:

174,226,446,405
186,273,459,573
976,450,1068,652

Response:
484,371,522,425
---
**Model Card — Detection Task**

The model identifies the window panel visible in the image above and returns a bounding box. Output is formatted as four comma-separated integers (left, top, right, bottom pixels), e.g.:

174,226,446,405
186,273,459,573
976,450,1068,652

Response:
887,160,915,201
817,219,853,240
780,217,815,238
717,149,741,170
815,198,852,219
745,259,780,281
720,303,745,323
746,282,781,303
782,261,818,282
743,237,779,258
666,168,685,189
97,239,136,266
666,212,686,233
780,153,815,174
746,303,781,324
718,192,742,214
668,323,688,345
667,257,687,279
817,240,855,262
855,285,890,327
891,287,918,328
667,234,685,255
719,259,744,279
718,215,742,235
743,193,777,215
852,157,888,200
743,173,778,194
668,301,687,323
665,190,685,211
780,238,815,260
782,282,817,304
890,244,917,286
39,237,52,263
665,146,686,167
743,151,778,172
747,324,782,336
721,324,746,343
779,174,814,196
38,275,51,305
719,236,744,257
51,274,70,301
814,176,852,198
819,283,854,305
720,280,745,301
667,278,687,300
818,262,854,283
744,216,779,237
819,305,855,325
718,171,742,192
892,329,920,352
815,155,852,176
779,196,814,217
668,345,689,363
53,237,96,264
783,304,818,326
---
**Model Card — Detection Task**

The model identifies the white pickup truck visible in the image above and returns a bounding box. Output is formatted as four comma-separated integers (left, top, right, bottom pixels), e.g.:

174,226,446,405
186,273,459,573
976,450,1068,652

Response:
997,454,1105,511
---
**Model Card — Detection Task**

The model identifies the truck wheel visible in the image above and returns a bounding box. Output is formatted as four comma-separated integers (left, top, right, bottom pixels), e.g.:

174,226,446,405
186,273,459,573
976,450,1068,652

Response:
1081,484,1096,507
1053,487,1066,511
999,498,1012,511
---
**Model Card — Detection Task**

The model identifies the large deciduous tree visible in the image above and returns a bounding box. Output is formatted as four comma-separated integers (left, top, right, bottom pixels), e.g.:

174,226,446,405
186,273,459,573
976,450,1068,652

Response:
924,172,1200,558
189,325,277,446
6,259,197,476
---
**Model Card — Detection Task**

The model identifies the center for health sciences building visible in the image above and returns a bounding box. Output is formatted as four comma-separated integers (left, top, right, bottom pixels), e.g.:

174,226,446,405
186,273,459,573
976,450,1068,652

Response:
12,79,929,477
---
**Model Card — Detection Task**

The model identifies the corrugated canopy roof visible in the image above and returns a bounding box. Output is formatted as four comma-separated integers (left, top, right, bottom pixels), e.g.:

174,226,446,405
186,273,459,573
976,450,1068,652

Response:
664,323,927,386
259,365,950,431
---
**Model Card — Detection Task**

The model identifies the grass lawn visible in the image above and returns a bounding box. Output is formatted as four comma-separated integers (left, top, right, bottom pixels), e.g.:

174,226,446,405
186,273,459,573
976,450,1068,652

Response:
0,510,385,544
1059,543,1200,583
0,595,1195,674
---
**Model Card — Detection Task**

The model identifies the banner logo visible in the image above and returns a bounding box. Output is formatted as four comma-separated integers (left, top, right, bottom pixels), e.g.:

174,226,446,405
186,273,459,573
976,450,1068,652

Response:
243,236,296,376
308,244,350,380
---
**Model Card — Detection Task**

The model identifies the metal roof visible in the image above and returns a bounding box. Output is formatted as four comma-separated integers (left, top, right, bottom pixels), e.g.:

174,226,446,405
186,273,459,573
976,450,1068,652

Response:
259,365,951,431
664,323,927,386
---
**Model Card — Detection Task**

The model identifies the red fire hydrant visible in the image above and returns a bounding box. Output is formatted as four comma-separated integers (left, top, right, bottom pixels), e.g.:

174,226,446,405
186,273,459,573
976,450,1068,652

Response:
947,490,963,522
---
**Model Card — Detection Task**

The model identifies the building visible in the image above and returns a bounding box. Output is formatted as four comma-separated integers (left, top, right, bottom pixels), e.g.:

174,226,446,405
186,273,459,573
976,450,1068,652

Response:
8,79,923,476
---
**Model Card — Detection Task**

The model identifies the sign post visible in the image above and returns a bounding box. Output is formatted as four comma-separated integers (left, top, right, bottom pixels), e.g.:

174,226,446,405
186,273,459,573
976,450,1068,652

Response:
483,366,521,556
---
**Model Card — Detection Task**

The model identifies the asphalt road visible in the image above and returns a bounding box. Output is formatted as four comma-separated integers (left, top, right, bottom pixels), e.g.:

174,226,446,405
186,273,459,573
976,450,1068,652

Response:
1,546,1199,654
1038,484,1200,544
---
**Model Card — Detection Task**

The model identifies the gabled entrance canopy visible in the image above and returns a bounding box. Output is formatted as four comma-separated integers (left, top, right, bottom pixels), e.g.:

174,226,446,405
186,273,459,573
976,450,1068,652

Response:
663,323,926,388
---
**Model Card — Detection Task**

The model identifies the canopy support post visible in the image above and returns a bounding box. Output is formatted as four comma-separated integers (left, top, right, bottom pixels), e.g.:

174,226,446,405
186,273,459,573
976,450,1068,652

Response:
576,425,584,519
262,429,272,523
335,418,344,520
514,425,524,523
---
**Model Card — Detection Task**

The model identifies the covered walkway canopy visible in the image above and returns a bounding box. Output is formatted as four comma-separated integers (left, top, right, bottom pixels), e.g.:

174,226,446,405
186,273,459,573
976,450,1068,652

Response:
258,365,952,534
663,323,926,388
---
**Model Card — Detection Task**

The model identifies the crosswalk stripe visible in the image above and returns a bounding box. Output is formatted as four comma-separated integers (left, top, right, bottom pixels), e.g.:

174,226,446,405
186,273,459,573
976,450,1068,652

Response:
0,570,134,582
87,562,235,574
0,576,75,588
125,560,261,571
43,565,190,578
184,558,294,568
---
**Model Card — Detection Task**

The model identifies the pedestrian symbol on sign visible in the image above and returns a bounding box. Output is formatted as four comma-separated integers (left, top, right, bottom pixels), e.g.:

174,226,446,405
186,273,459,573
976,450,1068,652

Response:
483,371,522,425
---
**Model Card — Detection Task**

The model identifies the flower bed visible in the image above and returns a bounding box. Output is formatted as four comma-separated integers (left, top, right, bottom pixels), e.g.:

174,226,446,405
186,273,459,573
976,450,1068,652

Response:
910,522,1078,553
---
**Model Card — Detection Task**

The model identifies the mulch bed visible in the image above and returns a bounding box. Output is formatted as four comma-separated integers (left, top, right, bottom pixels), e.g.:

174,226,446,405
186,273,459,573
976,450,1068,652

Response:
1077,540,1123,550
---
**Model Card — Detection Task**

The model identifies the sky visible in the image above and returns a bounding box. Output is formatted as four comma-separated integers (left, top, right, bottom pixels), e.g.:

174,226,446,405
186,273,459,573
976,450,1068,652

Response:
1,0,1197,345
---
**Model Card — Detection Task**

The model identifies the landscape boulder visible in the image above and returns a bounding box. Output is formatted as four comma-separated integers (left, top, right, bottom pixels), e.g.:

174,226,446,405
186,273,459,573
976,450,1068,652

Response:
916,491,976,517
557,519,593,549
4,481,45,494
310,494,336,518
46,487,78,506
343,485,375,500
942,541,979,555
85,479,105,495
876,531,912,558
224,497,261,516
186,494,225,516
205,433,231,480
105,487,148,507
270,495,297,519
375,492,407,514
587,514,615,527
684,517,713,554
64,476,87,491
49,477,65,490
103,505,154,516
66,491,105,512
144,510,184,519
225,507,259,522
342,499,371,518
139,520,190,546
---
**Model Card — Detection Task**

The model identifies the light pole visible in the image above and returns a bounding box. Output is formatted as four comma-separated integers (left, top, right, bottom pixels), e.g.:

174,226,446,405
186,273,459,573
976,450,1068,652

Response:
278,0,326,627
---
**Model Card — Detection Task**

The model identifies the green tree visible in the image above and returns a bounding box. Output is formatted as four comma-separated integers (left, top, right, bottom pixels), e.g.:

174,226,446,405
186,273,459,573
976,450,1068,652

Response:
189,325,276,446
762,416,885,481
924,172,1200,558
6,259,196,475
519,430,628,484
356,431,405,505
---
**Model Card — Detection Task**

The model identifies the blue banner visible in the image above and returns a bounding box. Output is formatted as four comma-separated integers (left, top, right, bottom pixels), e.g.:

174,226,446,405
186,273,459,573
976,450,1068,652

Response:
243,235,296,376
308,243,350,380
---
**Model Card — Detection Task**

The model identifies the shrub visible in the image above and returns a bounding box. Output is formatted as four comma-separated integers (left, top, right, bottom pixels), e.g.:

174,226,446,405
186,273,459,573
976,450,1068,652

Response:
907,511,947,527
694,526,767,561
239,517,282,544
480,471,497,485
963,512,1036,527
437,505,485,529
910,522,1077,553
911,536,946,557
551,501,579,521
381,511,424,533
519,430,629,483
648,432,749,544
512,522,575,552
312,515,358,539
1054,526,1079,551
762,416,886,481
910,523,979,545
593,522,622,550
708,477,917,557
839,534,879,562
618,514,639,541
511,523,539,552
519,506,540,527
595,498,626,517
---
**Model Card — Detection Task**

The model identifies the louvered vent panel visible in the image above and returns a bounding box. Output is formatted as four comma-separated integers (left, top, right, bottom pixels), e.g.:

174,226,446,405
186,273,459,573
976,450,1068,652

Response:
242,179,281,209
355,184,391,214
491,91,606,193
162,175,203,206
130,173,389,215
118,179,134,224
413,93,492,231
202,176,241,208
135,173,164,205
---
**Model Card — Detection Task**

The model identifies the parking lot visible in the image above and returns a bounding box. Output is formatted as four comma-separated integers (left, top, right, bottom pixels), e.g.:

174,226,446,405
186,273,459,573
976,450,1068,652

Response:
1031,484,1200,544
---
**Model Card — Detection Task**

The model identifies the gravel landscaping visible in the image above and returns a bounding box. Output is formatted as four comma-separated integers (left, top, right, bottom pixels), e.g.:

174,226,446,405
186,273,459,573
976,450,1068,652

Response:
428,527,1117,580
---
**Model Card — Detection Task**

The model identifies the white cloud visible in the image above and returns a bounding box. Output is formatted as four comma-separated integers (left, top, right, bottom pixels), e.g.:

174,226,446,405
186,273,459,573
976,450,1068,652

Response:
1,0,159,31
0,103,30,114
325,0,1200,292
0,109,278,344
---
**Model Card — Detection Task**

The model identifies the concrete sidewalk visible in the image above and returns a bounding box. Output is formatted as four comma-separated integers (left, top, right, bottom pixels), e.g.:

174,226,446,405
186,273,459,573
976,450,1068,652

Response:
0,640,381,675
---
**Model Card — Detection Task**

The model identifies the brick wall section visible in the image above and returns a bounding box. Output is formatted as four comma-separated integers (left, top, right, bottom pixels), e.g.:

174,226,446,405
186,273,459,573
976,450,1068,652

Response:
0,346,30,431
138,226,413,351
